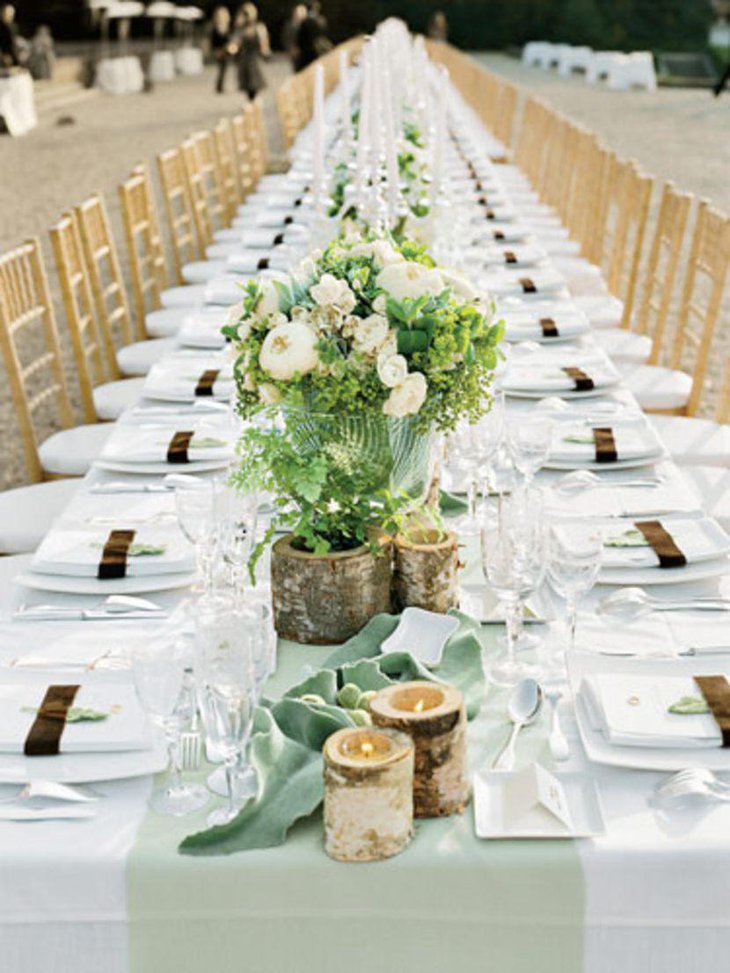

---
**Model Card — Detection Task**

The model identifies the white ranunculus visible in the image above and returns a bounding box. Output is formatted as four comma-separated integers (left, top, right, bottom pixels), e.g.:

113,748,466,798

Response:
370,240,404,269
382,372,428,418
375,261,445,303
377,353,408,389
440,269,480,303
256,277,285,318
259,321,319,380
352,314,390,356
226,300,246,326
372,293,388,315
378,330,398,360
258,382,282,405
310,273,355,314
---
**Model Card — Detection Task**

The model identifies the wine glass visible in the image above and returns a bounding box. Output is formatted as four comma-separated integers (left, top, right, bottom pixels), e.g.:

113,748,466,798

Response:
547,525,603,667
196,595,258,825
132,639,209,816
473,391,505,527
175,479,218,595
508,416,552,487
443,421,482,535
216,482,259,609
481,491,547,687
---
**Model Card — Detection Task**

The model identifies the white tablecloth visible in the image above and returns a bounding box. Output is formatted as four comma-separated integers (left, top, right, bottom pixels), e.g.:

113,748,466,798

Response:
0,71,37,136
95,57,144,96
174,47,204,77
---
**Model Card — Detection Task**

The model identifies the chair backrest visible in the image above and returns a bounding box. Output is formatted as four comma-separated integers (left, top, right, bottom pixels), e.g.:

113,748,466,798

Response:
494,81,518,149
277,80,298,149
670,204,730,415
603,159,653,325
75,192,135,375
181,136,214,251
243,101,266,186
119,166,168,337
49,214,106,424
252,96,269,175
0,239,74,482
230,112,255,199
717,358,730,424
633,182,692,359
213,119,241,224
192,129,229,233
157,146,200,282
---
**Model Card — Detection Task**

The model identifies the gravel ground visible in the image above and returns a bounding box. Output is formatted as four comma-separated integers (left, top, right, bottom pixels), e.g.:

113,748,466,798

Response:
0,52,727,491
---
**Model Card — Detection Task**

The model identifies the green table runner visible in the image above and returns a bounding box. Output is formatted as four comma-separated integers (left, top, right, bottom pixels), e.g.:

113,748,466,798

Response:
127,625,584,973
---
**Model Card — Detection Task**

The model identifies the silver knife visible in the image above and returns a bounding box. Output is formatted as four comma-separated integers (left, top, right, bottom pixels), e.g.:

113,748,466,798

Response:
13,609,168,622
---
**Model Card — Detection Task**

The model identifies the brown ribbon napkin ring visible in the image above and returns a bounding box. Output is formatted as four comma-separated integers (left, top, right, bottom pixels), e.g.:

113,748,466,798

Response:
540,317,559,338
98,529,136,580
24,684,80,756
273,233,285,246
694,676,730,747
493,230,505,241
593,427,618,464
504,250,518,265
195,369,220,398
519,277,537,294
485,208,496,220
257,257,270,271
562,366,594,391
167,430,194,465
634,520,687,569
284,215,294,225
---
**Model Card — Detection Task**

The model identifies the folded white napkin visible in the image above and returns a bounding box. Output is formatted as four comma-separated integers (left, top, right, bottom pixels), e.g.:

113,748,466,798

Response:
143,357,233,402
100,423,235,464
32,525,195,577
204,277,249,305
501,358,621,393
178,313,228,349
475,244,548,269
0,681,152,753
225,247,294,275
501,307,589,341
581,673,723,748
591,517,730,569
481,267,567,298
549,421,662,464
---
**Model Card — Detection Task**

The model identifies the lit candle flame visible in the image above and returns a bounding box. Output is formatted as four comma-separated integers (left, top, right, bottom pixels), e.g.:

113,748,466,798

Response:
413,699,425,713
360,741,374,758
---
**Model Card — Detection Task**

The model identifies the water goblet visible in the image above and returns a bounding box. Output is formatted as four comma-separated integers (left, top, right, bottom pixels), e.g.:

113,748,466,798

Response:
547,525,603,671
175,479,218,595
508,416,552,487
132,639,209,816
216,482,259,608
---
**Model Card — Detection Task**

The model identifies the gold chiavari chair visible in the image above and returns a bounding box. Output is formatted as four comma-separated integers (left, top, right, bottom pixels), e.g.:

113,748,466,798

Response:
118,166,168,338
180,137,212,252
230,112,255,199
157,146,201,282
243,101,266,186
0,239,111,484
493,81,518,157
75,193,175,378
252,96,270,176
604,159,653,321
277,80,298,150
50,214,146,423
213,118,242,223
191,129,229,233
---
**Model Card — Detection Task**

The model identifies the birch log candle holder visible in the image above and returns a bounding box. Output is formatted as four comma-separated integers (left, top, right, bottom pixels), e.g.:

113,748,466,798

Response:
369,681,469,818
323,727,414,863
393,529,460,615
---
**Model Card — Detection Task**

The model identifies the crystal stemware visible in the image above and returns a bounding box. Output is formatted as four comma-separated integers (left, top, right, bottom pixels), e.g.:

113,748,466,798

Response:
547,525,603,671
175,479,219,595
508,415,552,487
132,639,208,816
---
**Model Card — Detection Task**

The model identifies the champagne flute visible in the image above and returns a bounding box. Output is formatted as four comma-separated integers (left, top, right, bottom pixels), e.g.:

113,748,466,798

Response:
133,639,208,816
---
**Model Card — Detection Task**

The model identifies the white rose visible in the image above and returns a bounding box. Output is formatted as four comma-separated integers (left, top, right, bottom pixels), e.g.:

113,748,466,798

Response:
352,314,390,356
373,293,388,315
259,321,319,380
310,273,349,308
440,269,480,303
378,330,398,360
375,261,445,302
226,301,246,326
256,277,284,318
236,320,251,342
382,372,428,418
370,240,404,269
259,382,282,405
377,353,408,389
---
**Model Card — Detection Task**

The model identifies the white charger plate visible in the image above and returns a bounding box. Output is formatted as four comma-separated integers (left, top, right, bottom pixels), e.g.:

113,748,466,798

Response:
597,555,730,587
0,737,167,784
15,570,197,596
94,459,230,476
544,447,667,471
473,771,605,838
569,653,730,772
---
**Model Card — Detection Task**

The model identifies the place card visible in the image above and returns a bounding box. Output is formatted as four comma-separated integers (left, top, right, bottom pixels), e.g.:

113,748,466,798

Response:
502,763,575,831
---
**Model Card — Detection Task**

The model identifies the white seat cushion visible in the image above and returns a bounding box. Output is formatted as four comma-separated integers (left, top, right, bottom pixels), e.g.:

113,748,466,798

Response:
117,337,178,377
572,294,624,329
160,284,207,308
650,415,730,467
145,308,187,338
621,365,692,412
592,328,652,365
92,377,146,420
0,478,78,554
681,466,730,532
182,260,227,285
38,422,113,477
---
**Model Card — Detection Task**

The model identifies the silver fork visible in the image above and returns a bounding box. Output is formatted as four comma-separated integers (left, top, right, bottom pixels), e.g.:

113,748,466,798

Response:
653,768,730,806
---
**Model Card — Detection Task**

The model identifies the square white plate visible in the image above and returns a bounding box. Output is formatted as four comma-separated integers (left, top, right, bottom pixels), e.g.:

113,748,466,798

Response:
380,608,459,667
474,771,605,838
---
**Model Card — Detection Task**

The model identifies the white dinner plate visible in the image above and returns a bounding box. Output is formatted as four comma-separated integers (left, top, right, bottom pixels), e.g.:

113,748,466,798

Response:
569,653,730,772
0,737,168,784
544,448,667,471
597,555,730,587
94,459,230,476
15,570,197,596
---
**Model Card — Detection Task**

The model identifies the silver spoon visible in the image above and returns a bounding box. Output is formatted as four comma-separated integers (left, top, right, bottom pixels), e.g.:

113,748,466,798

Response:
545,688,570,762
597,586,730,621
493,678,543,771
555,470,661,495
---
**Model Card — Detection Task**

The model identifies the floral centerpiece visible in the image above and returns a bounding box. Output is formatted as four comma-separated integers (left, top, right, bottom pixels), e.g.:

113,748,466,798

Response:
224,233,502,642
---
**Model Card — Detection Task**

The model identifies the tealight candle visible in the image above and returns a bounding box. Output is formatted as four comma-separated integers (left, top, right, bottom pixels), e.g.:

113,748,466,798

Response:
370,681,469,818
323,727,414,863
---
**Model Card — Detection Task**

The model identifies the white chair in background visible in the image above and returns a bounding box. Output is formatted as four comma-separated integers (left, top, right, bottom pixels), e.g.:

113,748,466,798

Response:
558,46,593,76
606,52,657,91
522,42,552,68
586,51,623,84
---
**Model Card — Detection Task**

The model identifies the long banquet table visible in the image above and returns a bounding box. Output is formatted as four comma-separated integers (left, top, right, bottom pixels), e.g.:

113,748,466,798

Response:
1,54,729,973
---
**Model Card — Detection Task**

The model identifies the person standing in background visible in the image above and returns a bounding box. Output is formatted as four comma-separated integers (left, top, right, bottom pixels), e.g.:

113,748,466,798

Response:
281,3,307,72
210,5,232,94
233,2,270,101
0,3,20,67
296,0,330,71
28,25,55,80
427,10,448,42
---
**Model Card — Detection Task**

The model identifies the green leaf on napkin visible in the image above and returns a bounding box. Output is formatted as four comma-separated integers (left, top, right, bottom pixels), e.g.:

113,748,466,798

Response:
439,489,469,516
668,695,710,715
563,435,594,445
128,544,166,557
603,529,650,548
21,705,109,722
191,437,227,449
179,708,323,856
